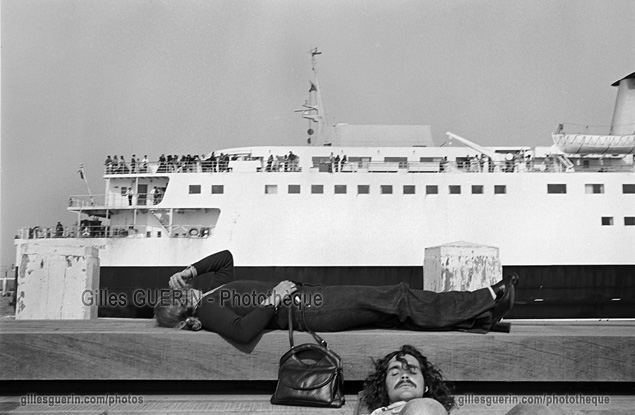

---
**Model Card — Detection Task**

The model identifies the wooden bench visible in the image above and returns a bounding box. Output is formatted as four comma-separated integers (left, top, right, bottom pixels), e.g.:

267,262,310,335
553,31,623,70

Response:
2,319,634,414
1,319,634,382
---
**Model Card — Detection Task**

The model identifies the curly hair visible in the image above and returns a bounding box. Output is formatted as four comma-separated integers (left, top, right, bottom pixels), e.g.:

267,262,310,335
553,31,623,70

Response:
154,289,202,331
362,345,455,412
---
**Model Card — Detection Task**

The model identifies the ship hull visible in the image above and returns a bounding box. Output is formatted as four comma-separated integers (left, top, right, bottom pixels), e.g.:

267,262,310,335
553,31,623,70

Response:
97,264,635,319
43,170,635,268
15,153,635,320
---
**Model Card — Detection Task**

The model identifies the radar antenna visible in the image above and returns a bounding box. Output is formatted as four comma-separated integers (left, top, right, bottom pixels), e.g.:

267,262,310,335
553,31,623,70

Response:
295,48,329,146
310,47,322,72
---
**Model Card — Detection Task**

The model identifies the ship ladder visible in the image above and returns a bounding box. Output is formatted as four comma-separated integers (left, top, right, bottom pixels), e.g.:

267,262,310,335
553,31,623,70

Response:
150,211,172,237
556,154,575,172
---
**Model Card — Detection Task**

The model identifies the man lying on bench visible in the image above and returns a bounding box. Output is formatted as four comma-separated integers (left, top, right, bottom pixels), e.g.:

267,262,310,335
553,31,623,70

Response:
154,250,518,343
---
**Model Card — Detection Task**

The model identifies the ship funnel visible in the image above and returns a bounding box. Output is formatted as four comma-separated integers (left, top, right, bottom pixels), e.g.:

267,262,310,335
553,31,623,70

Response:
610,71,635,135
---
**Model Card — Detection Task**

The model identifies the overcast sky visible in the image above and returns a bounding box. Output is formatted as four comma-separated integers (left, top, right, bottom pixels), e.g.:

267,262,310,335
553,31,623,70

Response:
2,0,634,267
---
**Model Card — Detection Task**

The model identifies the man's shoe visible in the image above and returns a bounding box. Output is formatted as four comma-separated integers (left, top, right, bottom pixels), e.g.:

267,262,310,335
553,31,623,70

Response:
491,273,519,300
491,274,518,325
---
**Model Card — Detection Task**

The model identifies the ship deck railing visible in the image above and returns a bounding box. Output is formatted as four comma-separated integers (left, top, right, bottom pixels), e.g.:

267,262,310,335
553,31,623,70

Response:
102,158,633,176
105,159,260,175
68,194,166,209
17,224,215,240
567,164,634,173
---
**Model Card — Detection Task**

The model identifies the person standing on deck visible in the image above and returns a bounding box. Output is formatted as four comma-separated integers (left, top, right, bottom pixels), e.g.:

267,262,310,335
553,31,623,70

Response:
126,187,134,206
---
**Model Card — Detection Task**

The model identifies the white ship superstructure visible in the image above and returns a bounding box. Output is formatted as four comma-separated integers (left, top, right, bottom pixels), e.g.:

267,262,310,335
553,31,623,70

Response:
15,56,635,319
58,142,634,269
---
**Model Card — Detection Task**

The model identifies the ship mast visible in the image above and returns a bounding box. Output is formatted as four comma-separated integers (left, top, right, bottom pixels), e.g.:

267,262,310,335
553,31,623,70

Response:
296,48,329,146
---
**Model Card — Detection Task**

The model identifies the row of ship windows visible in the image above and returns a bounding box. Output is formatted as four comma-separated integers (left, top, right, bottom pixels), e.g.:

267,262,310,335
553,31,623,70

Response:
189,183,635,195
603,217,635,226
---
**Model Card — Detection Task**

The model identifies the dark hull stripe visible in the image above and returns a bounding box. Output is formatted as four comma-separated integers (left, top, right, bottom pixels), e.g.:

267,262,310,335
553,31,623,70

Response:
98,265,635,319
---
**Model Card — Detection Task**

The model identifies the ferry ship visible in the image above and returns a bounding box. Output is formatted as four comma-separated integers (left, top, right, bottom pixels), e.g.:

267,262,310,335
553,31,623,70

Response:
15,52,635,319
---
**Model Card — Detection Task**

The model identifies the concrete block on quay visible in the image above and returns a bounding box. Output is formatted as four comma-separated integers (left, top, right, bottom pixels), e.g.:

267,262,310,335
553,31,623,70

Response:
15,243,100,320
424,241,502,292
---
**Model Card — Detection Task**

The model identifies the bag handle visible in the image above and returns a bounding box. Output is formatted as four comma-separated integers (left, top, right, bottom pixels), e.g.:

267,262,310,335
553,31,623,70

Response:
287,302,328,349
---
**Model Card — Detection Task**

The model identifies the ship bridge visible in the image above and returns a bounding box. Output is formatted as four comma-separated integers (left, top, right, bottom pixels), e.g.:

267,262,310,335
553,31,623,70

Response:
66,170,220,239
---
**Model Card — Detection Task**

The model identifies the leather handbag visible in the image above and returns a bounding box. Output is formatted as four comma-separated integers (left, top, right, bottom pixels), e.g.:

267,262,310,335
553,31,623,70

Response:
270,306,345,407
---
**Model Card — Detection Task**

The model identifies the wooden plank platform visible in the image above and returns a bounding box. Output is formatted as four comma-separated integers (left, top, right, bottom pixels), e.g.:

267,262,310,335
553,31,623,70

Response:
1,394,634,415
1,319,634,382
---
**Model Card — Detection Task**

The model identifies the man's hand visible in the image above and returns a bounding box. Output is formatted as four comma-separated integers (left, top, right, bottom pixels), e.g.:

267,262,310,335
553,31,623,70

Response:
169,270,192,290
370,401,407,414
263,280,298,308
273,280,297,299
385,401,407,414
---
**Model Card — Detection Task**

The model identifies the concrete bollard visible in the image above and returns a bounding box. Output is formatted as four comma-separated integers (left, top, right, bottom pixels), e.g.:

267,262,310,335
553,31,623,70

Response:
16,243,100,319
424,241,501,292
